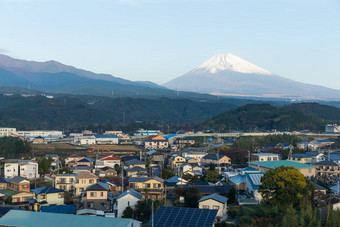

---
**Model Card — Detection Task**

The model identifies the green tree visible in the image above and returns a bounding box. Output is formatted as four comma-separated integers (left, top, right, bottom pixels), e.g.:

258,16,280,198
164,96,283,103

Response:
122,206,133,218
259,166,315,209
134,199,151,223
184,187,202,208
205,170,219,183
114,164,122,175
0,137,30,158
228,187,236,204
282,204,298,227
161,168,175,180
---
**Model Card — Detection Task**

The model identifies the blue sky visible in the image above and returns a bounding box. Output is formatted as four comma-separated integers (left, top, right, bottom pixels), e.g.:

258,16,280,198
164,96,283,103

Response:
0,0,339,88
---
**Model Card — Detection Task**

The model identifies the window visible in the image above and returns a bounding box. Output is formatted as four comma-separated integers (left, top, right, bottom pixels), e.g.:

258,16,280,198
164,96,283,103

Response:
153,184,161,188
144,183,150,188
203,205,209,209
273,157,277,161
128,201,130,206
58,193,64,198
268,157,271,161
89,179,94,184
213,205,219,210
80,188,84,192
12,198,18,203
100,192,104,197
22,184,28,188
40,195,46,200
90,192,97,197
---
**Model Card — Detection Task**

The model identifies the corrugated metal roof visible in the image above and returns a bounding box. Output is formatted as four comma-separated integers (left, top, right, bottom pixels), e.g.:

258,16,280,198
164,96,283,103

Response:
249,160,316,169
0,210,137,227
249,174,263,186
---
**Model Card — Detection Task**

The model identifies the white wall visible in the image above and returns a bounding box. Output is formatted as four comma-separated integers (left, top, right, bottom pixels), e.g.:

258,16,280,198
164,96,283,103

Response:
116,194,140,218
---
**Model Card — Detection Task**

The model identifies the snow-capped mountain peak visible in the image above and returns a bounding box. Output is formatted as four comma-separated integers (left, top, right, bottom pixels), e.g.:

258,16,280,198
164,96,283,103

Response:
196,53,273,75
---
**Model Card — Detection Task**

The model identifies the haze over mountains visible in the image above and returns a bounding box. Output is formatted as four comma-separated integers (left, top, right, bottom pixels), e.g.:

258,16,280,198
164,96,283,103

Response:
1,53,340,101
164,53,340,100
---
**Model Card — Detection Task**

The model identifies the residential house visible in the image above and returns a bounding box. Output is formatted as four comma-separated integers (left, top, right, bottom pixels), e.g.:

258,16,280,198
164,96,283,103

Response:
144,136,169,149
95,154,120,169
45,154,59,167
175,137,195,148
198,193,228,222
125,159,145,169
65,154,82,166
114,189,143,217
12,191,34,204
72,166,91,174
182,152,207,165
4,159,38,179
314,160,340,177
74,157,93,168
290,153,314,164
0,177,9,190
186,157,200,166
201,154,231,166
165,176,188,189
244,172,264,203
31,186,65,206
55,174,77,192
8,176,30,192
251,153,281,162
169,155,186,169
248,160,316,177
192,183,233,197
128,177,164,200
81,182,112,211
151,151,167,164
74,172,99,196
95,167,117,178
125,166,148,177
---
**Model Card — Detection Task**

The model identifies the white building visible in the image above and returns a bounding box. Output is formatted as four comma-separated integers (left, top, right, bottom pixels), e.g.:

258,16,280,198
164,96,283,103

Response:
16,130,64,138
182,152,207,164
134,129,160,136
95,154,121,169
0,128,17,137
326,124,340,133
74,136,96,145
251,153,281,162
114,189,143,218
95,135,119,144
4,160,39,179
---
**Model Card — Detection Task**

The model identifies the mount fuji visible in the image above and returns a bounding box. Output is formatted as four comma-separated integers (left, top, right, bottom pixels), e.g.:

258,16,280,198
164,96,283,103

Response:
164,53,340,100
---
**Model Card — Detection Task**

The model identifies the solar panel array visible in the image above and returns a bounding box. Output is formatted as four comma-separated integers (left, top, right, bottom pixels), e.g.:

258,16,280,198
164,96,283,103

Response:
249,174,264,186
153,206,217,227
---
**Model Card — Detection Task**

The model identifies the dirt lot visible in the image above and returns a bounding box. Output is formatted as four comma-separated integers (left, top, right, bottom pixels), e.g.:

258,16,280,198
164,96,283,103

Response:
31,143,141,157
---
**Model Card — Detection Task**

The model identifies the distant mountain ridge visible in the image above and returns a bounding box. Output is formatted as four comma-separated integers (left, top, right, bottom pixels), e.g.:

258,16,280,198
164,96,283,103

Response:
164,53,340,100
202,102,340,132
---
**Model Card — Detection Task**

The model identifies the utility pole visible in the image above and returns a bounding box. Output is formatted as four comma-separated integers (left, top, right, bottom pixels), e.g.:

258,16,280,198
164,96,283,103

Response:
151,200,154,227
121,164,124,193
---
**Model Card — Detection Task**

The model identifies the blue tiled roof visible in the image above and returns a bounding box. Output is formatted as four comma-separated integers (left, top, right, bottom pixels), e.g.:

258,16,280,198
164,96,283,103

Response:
198,193,228,204
41,205,76,214
292,153,309,158
0,177,10,184
86,182,110,191
32,186,64,194
126,166,147,172
117,189,143,200
202,154,226,160
305,152,320,157
229,175,245,184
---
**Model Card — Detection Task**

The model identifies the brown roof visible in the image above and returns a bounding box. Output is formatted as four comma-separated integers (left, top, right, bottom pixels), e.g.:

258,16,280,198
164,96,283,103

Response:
76,172,98,179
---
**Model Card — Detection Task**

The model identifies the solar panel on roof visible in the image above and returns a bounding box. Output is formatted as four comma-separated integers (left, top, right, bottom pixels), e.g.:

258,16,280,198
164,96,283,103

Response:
249,174,264,186
152,207,217,227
